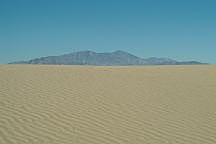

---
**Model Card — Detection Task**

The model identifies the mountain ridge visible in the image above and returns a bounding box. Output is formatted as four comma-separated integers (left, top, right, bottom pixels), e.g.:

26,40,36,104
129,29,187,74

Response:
9,50,206,65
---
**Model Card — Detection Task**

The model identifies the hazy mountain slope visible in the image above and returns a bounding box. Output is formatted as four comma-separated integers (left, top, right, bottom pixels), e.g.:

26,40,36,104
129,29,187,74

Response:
10,50,204,65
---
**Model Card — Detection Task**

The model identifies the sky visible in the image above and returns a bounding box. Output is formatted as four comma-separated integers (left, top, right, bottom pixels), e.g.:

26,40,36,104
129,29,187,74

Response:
0,0,216,64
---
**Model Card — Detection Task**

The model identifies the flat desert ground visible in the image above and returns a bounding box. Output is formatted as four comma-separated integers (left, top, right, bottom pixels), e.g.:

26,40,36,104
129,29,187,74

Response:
1,65,216,144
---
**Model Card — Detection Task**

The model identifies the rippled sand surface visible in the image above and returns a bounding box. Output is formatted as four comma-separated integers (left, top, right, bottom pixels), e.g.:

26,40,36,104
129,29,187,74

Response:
0,65,216,144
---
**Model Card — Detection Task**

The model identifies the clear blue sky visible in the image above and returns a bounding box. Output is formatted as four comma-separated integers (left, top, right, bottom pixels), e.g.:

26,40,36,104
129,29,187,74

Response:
1,0,216,63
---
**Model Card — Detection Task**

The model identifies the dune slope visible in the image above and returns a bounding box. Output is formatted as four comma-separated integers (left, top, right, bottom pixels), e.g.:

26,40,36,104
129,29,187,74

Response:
0,65,216,144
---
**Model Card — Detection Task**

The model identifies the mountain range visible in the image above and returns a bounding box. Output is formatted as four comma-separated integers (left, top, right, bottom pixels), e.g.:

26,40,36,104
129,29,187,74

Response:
10,50,205,65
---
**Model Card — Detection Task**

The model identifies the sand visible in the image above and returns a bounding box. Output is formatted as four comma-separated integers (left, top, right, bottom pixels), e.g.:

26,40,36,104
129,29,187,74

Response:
0,64,216,144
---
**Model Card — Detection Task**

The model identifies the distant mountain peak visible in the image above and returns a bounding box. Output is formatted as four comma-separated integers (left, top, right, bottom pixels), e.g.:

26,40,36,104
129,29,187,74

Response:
9,50,206,65
67,50,95,55
112,50,128,54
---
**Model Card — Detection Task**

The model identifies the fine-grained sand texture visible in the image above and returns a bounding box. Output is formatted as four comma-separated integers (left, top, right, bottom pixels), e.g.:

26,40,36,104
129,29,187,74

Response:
0,65,216,144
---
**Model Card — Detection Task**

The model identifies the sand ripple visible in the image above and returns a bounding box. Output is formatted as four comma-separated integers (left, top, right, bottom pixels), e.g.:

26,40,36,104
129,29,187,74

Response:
0,65,216,144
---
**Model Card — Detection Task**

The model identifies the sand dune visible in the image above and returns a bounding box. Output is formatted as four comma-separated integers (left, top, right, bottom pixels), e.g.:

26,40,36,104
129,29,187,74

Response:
0,65,216,144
